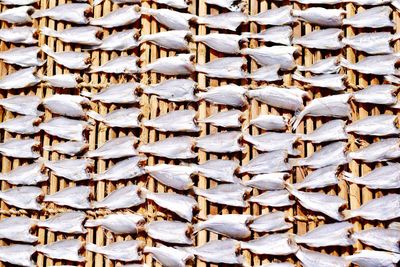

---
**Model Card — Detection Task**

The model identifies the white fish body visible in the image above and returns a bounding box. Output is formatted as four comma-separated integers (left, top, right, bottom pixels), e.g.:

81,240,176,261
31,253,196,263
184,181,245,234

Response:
43,141,87,156
44,158,92,182
250,211,293,233
239,150,291,174
352,227,400,253
82,82,140,104
43,94,89,118
348,0,391,4
0,138,40,158
140,7,196,30
193,184,250,207
347,138,400,162
301,119,347,144
247,65,282,82
146,220,192,245
193,159,239,183
143,109,199,132
84,213,145,234
32,3,90,24
86,240,143,262
37,211,87,234
195,57,246,79
0,26,37,44
292,7,346,26
0,67,40,90
85,136,138,159
0,46,44,67
292,72,346,91
243,132,299,155
36,239,84,262
41,73,79,89
40,26,101,45
142,54,194,75
90,55,139,74
262,263,295,267
0,244,36,266
345,250,400,267
89,6,140,28
205,0,244,11
294,165,338,190
0,115,40,135
248,190,294,207
249,114,288,131
297,56,341,74
152,0,189,9
353,84,397,105
0,162,46,185
95,29,139,51
196,131,243,153
346,114,400,136
248,6,293,25
143,79,196,102
0,186,41,210
0,0,37,5
242,26,292,45
145,164,194,190
244,172,289,190
197,11,247,31
241,233,298,255
87,107,141,128
43,186,91,209
342,32,400,55
200,109,242,128
39,117,87,141
293,28,343,50
197,84,247,107
144,244,193,267
242,46,297,70
193,33,246,54
42,44,89,70
138,136,196,159
187,239,242,264
94,0,140,5
0,217,37,243
93,157,145,181
341,54,400,75
296,247,349,267
343,6,394,28
140,30,191,51
194,214,252,239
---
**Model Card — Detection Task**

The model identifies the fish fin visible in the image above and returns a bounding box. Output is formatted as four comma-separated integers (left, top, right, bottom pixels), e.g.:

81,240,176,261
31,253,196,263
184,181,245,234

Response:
80,90,92,98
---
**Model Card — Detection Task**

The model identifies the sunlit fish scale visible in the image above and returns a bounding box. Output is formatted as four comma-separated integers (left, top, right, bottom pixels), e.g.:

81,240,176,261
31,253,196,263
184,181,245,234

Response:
249,211,293,233
292,7,346,26
293,72,346,91
195,57,246,79
244,132,300,155
196,131,243,153
40,26,102,45
296,246,349,267
43,158,92,182
293,28,344,50
197,11,247,31
0,186,42,210
244,172,289,190
138,136,196,159
151,0,189,9
342,32,400,55
187,239,243,264
248,6,293,25
93,156,145,181
36,239,84,262
88,107,141,128
93,185,144,210
248,190,295,207
297,56,341,74
196,84,247,107
0,0,37,5
0,67,40,90
0,46,44,67
39,117,88,142
194,214,252,239
139,30,191,51
0,26,37,44
142,109,199,132
341,54,400,75
0,244,36,266
346,114,400,136
0,162,46,185
93,29,139,51
142,54,194,75
0,217,37,243
294,165,339,190
32,3,91,24
301,120,347,144
43,94,89,118
37,211,87,234
247,65,282,82
242,26,292,46
205,0,245,11
352,227,400,253
44,186,90,209
0,115,40,135
42,44,90,70
347,138,400,162
345,250,400,267
249,114,288,131
343,6,394,28
85,136,138,159
145,164,194,190
193,184,250,207
43,141,88,156
241,233,298,255
90,55,139,74
353,84,398,105
200,109,242,128
41,73,80,89
242,46,298,70
84,213,145,234
86,240,143,262
193,33,247,54
81,82,141,104
0,138,40,158
143,79,197,102
144,244,194,267
89,6,140,28
140,7,196,30
193,159,240,183
146,220,193,245
239,150,291,174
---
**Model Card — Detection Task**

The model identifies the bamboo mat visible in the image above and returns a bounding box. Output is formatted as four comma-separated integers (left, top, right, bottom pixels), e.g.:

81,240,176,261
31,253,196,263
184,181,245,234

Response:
0,0,399,266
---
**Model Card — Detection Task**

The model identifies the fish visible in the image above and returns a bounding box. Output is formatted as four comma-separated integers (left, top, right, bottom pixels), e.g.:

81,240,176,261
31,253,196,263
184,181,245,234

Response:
43,158,92,182
294,165,339,190
343,194,400,221
345,250,400,267
286,184,347,221
143,79,197,102
196,131,243,153
145,164,194,190
296,247,349,267
0,186,42,210
140,7,196,30
0,138,40,158
197,11,247,31
142,109,199,132
291,94,351,130
195,57,246,79
39,117,88,142
196,84,247,107
195,214,252,239
43,141,88,156
342,32,400,55
41,73,80,89
93,185,144,210
146,220,192,245
0,26,37,44
0,0,37,5
89,6,140,28
139,30,191,51
144,244,194,267
138,136,196,159
93,29,139,51
0,162,46,185
248,190,295,207
90,55,139,74
86,240,143,262
349,0,391,4
293,28,343,50
187,239,242,264
242,26,292,46
40,26,102,45
37,211,87,234
249,114,288,131
347,138,400,163
262,263,295,267
292,73,347,91
295,222,354,247
244,172,289,190
352,84,398,105
0,46,45,67
81,82,140,104
200,109,242,128
43,94,89,118
36,239,84,262
193,159,240,183
142,54,194,75
390,221,400,230
87,107,141,128
0,217,37,243
93,0,140,6
346,114,400,136
292,7,346,26
247,65,282,82
41,44,90,70
0,67,41,90
242,46,298,70
343,6,394,28
194,184,250,207
297,56,341,74
44,186,90,209
301,120,347,144
341,54,400,75
193,33,246,54
241,233,298,255
243,132,300,155
239,150,291,174
84,213,145,234
0,115,40,135
93,157,145,181
32,3,91,24
352,227,400,253
0,244,36,266
248,6,293,25
152,0,189,9
143,190,197,221
205,0,245,11
85,136,138,159
249,211,293,233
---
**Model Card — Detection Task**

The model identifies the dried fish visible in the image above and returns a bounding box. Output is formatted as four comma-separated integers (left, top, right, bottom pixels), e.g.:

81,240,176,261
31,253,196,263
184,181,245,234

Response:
43,94,89,118
143,79,197,102
40,26,101,45
0,162,46,185
241,233,298,255
193,184,250,207
43,141,88,156
248,190,295,207
88,108,141,128
194,214,252,239
341,54,400,75
296,247,349,267
43,158,91,182
0,67,40,90
297,56,341,74
0,217,37,243
240,150,291,174
90,55,140,74
39,117,88,141
87,240,143,262
293,28,343,50
0,26,37,44
293,73,346,91
0,186,42,210
138,136,196,159
93,157,145,182
244,172,289,190
249,114,288,131
193,159,240,183
196,84,247,107
205,0,244,11
352,227,400,253
32,3,90,24
144,244,194,267
343,6,394,28
197,11,247,31
81,82,140,104
0,244,35,266
89,6,140,28
93,0,140,5
349,0,391,4
193,33,246,54
345,250,400,267
86,136,138,159
152,0,189,9
142,54,194,75
294,165,339,190
244,132,300,155
0,46,44,67
346,114,400,136
85,213,145,234
143,109,199,132
187,239,242,264
242,46,298,70
0,115,40,135
249,211,293,233
301,120,347,144
37,211,87,234
44,186,90,209
42,44,90,70
353,84,398,105
248,6,293,25
0,138,40,158
140,30,191,51
145,164,194,190
41,73,80,89
36,239,84,262
0,0,37,5
195,57,246,79
242,26,292,46
292,7,346,26
196,131,243,153
93,29,139,51
342,164,400,189
347,138,400,162
146,220,192,245
247,65,282,82
200,109,242,128
140,7,196,30
342,32,400,55
262,263,295,267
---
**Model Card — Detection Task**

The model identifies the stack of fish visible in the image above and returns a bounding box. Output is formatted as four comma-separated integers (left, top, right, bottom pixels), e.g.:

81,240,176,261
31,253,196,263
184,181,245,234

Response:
0,0,399,266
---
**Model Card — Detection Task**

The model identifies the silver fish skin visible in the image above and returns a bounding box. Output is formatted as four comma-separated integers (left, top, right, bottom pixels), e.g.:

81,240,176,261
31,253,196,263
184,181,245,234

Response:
346,114,400,136
248,190,295,207
39,117,88,142
89,6,140,28
249,114,288,131
292,7,346,26
32,3,90,24
244,172,289,190
247,65,282,82
94,29,139,51
241,233,298,255
0,46,45,67
343,6,394,28
0,67,41,90
42,44,89,70
293,73,346,91
301,120,347,144
90,55,139,74
193,159,240,183
0,162,46,185
41,73,79,89
86,240,143,262
345,250,400,267
43,158,92,182
200,109,242,128
248,6,293,25
239,150,291,174
151,0,189,9
143,79,197,102
84,213,145,234
187,239,243,264
287,185,347,221
347,138,400,163
138,136,196,159
196,131,243,153
205,0,245,11
0,0,37,5
142,109,199,132
194,214,252,239
197,11,247,31
249,211,293,233
261,263,295,267
197,84,247,107
141,54,194,75
43,94,89,118
36,239,84,262
44,186,91,209
144,244,194,267
146,220,192,245
81,82,140,104
353,84,398,105
40,26,102,45
296,247,349,267
342,164,400,189
0,217,37,243
0,138,40,158
88,108,141,128
352,227,400,253
37,211,87,234
85,136,138,159
140,30,191,51
341,54,400,75
295,222,354,247
242,26,292,45
0,26,37,44
194,184,250,207
0,186,41,210
343,194,400,221
294,165,339,190
342,32,400,55
348,0,391,4
0,115,40,135
193,33,246,54
140,7,196,30
297,56,341,74
93,0,140,6
242,46,298,70
389,221,400,230
293,28,343,50
244,132,300,155
145,164,194,190
195,57,246,79
93,157,145,181
0,244,36,267
43,141,87,156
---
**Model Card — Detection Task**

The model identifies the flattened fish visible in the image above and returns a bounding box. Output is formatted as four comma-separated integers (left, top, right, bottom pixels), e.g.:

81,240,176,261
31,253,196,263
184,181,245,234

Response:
94,29,139,51
292,7,346,26
88,108,141,128
85,213,145,234
146,220,192,245
93,157,145,181
86,240,143,262
85,136,138,159
197,11,247,31
0,217,37,243
242,26,292,46
193,159,240,183
43,186,91,209
297,56,341,74
193,33,246,54
143,79,197,102
0,6,33,24
244,172,289,190
0,138,40,158
342,32,400,55
141,54,194,75
248,190,294,207
142,109,199,132
242,46,298,70
43,94,89,118
343,6,394,28
352,227,400,253
36,239,84,262
42,44,90,70
0,46,44,67
353,84,398,105
43,141,88,156
301,120,347,144
39,117,88,141
249,114,288,131
0,115,40,135
249,211,293,233
81,82,140,104
90,55,140,74
144,244,194,267
342,164,400,189
240,150,291,174
41,73,80,89
32,3,91,24
0,244,35,266
196,131,243,153
346,114,400,136
186,239,242,264
193,184,250,207
341,54,400,75
195,57,246,79
89,6,140,28
200,109,242,128
40,26,102,45
0,67,41,90
347,138,400,163
37,211,87,234
243,132,299,155
293,28,344,50
194,214,252,239
296,247,349,267
140,7,196,30
248,6,293,25
196,84,247,107
140,30,191,51
0,26,37,44
138,136,196,159
293,165,339,190
0,186,42,210
241,233,298,255
145,164,194,190
345,250,400,267
0,162,47,185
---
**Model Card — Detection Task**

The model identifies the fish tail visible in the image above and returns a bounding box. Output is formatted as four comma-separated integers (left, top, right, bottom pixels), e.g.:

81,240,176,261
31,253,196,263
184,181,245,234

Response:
240,47,251,55
340,58,352,69
341,171,355,182
84,219,100,228
86,243,100,253
292,72,305,82
86,110,104,122
80,90,92,98
290,110,305,131
342,210,355,220
31,9,48,19
40,27,58,38
40,44,54,57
